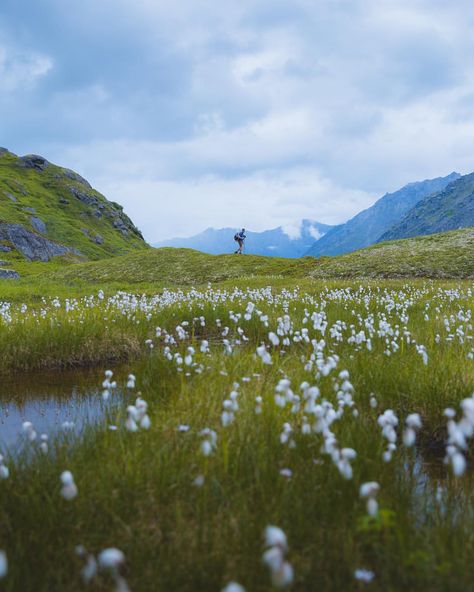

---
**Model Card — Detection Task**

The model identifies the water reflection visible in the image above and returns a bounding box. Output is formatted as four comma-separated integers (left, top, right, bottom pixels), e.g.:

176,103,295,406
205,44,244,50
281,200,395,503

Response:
0,366,130,450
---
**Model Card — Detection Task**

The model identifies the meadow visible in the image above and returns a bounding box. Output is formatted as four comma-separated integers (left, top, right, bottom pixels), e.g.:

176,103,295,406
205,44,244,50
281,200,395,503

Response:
1,278,474,591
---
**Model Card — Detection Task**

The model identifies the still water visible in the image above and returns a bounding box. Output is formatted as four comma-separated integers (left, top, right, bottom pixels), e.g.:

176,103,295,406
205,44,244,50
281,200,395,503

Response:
0,366,131,450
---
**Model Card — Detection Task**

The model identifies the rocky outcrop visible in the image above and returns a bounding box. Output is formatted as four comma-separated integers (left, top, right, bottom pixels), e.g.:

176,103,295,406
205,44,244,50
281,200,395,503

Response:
18,154,50,171
30,216,47,234
0,223,81,262
69,186,99,206
0,269,20,280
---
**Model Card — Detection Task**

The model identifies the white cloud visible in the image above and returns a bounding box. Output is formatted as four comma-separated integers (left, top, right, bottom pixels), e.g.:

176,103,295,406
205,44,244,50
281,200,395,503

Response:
5,0,474,241
308,226,324,241
0,46,53,93
53,139,376,241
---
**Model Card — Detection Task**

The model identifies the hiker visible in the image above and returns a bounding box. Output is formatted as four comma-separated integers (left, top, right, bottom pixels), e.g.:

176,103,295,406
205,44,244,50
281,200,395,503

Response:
234,228,247,254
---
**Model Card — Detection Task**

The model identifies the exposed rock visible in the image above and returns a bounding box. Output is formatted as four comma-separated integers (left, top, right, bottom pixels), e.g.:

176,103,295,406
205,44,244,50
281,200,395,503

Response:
59,198,70,205
81,228,90,237
0,260,7,265
92,209,103,218
23,207,36,214
0,223,81,262
18,154,50,171
69,186,99,206
30,217,47,234
0,269,19,280
93,234,104,245
3,191,17,202
113,218,129,236
0,245,12,253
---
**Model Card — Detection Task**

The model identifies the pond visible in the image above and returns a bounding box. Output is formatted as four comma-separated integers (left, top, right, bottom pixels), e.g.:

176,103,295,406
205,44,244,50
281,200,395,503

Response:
0,366,131,451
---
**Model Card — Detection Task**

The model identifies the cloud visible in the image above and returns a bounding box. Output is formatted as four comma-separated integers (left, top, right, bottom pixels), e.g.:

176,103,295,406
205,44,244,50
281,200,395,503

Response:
1,0,474,241
0,45,53,93
56,146,376,240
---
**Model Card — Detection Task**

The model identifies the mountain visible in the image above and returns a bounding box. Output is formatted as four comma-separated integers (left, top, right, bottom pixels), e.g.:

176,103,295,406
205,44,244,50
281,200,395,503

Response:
0,148,147,266
153,220,334,258
378,172,474,242
305,172,461,257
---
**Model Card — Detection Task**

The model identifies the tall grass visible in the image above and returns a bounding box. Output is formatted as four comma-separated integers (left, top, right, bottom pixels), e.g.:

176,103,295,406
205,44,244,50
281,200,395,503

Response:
1,281,474,590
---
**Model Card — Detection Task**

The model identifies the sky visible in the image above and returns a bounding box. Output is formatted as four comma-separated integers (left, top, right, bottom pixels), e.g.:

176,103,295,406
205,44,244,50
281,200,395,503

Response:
1,0,474,242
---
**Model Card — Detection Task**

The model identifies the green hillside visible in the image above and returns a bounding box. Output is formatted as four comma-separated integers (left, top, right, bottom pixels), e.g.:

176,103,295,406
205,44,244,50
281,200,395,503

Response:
0,148,147,266
40,228,474,286
45,248,317,285
311,228,474,279
379,172,474,242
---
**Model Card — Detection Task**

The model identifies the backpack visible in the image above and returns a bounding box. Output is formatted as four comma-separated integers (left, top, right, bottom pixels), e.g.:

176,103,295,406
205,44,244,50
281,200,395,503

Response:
234,233,239,241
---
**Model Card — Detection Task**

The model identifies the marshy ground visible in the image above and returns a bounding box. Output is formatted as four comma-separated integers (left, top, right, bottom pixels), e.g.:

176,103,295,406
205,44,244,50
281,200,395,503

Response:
1,279,474,591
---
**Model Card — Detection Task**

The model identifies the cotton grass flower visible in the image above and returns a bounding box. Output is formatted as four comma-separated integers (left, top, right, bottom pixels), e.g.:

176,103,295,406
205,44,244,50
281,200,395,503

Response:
98,548,130,592
22,421,37,442
263,526,293,588
0,456,9,480
60,470,78,501
199,428,217,456
360,482,380,517
0,551,7,579
354,568,375,583
403,413,422,447
222,582,246,592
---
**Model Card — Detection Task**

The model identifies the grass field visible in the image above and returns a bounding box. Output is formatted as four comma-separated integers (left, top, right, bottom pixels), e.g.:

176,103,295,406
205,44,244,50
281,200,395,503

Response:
1,278,474,591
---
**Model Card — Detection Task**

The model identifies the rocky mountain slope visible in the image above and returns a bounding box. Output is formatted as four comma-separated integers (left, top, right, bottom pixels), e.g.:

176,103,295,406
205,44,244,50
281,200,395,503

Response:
0,148,147,273
306,172,460,257
154,219,334,258
379,172,474,242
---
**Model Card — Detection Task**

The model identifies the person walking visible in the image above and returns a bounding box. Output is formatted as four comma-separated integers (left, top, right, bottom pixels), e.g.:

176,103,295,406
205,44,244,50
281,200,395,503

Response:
234,228,247,254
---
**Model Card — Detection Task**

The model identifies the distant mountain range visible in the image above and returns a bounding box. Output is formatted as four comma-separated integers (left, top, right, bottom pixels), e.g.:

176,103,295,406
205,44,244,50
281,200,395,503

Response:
379,172,474,242
305,172,461,257
154,172,467,259
153,220,334,258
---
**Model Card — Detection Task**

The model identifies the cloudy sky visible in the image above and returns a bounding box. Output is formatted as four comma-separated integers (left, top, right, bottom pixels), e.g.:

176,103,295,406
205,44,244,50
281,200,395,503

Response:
1,0,474,242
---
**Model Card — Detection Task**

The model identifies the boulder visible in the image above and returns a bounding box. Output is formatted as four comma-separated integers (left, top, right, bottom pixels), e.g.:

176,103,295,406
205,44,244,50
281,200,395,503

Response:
93,234,104,245
0,223,81,262
18,155,50,171
0,245,12,253
0,269,20,280
69,186,98,206
30,217,47,234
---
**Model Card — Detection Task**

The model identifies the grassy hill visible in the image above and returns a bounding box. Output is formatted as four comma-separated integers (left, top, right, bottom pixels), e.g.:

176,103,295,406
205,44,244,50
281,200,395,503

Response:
379,172,474,242
311,228,474,279
39,228,474,286
0,148,147,266
45,248,317,285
